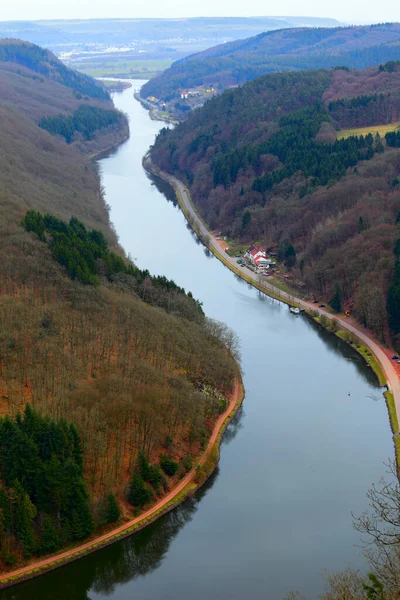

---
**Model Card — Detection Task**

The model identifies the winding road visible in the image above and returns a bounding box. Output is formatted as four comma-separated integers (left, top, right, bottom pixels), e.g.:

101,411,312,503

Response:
0,381,241,588
147,160,400,427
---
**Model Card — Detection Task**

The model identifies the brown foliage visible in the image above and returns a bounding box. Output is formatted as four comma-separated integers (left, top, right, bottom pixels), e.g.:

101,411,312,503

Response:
0,61,236,505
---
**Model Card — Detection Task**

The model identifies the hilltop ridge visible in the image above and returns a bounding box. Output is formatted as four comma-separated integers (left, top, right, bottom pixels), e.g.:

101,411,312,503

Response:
142,23,400,108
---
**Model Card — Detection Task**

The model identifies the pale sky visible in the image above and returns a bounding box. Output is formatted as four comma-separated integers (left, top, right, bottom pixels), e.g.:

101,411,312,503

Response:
1,0,399,25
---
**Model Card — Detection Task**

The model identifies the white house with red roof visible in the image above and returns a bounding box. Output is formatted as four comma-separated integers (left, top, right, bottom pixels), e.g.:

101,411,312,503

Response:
244,245,272,272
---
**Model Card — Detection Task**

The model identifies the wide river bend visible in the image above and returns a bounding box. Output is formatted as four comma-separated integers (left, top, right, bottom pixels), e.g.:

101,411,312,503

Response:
4,81,394,600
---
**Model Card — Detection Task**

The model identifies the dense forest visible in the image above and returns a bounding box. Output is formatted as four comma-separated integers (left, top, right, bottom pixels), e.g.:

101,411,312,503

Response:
151,64,400,349
39,105,126,144
0,42,238,567
142,23,400,101
0,406,93,562
23,210,204,319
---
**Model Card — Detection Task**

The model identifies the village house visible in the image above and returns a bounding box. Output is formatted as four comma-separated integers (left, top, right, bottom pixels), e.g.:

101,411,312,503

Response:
244,245,274,273
180,91,189,99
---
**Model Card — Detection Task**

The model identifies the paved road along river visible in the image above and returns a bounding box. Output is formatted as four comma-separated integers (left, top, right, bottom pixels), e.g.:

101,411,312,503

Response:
4,81,395,600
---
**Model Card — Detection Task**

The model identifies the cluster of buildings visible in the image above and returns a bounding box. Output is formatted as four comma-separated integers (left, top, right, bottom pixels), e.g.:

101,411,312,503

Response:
147,96,167,110
244,245,276,273
180,89,202,99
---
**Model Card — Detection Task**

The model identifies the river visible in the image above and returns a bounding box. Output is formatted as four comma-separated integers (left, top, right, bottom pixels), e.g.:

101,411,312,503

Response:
4,82,395,600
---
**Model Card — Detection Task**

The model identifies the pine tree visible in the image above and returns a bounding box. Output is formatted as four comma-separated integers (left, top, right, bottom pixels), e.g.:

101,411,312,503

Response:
0,487,11,532
13,480,36,557
105,493,120,523
69,423,83,473
284,244,296,269
38,514,60,555
330,283,342,313
242,210,251,231
128,474,153,507
137,451,151,481
387,259,400,334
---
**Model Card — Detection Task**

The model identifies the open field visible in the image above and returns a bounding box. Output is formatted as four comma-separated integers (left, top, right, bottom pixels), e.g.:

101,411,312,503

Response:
337,122,400,139
73,59,173,80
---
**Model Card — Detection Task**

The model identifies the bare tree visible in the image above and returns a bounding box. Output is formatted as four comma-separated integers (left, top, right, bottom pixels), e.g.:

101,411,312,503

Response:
354,461,400,594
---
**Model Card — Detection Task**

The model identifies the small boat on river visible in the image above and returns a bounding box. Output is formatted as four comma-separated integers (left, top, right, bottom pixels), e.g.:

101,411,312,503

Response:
289,306,300,315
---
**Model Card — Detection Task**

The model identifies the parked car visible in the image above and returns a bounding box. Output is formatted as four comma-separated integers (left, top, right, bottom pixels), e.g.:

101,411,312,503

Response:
319,304,325,308
392,355,399,360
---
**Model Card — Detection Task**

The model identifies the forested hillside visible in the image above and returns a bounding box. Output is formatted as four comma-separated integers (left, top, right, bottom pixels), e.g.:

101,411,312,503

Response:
0,39,110,100
151,64,400,349
142,23,400,102
0,41,129,154
0,42,238,566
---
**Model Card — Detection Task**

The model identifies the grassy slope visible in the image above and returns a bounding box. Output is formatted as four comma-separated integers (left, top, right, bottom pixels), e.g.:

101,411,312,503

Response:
337,123,400,140
76,59,173,79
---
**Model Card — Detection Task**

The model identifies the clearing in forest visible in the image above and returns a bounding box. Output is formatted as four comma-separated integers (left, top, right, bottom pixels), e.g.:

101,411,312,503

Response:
337,122,400,139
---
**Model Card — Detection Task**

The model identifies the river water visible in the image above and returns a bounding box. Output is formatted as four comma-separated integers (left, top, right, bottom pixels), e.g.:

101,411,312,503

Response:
4,82,395,600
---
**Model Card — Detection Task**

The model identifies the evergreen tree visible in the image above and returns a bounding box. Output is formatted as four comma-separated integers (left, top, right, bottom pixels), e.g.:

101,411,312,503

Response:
330,283,342,313
137,451,151,481
159,456,178,477
387,258,400,335
0,409,93,556
38,514,60,555
13,480,36,557
284,244,296,269
0,487,12,532
69,423,83,473
242,210,251,231
128,474,153,507
105,493,120,523
363,573,386,599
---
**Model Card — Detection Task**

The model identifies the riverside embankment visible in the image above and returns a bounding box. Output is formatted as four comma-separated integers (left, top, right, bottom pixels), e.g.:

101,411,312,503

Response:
144,157,400,434
0,379,244,590
4,81,395,600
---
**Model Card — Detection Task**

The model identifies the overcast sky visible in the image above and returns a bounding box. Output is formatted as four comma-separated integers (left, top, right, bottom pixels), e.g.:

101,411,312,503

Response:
1,0,399,25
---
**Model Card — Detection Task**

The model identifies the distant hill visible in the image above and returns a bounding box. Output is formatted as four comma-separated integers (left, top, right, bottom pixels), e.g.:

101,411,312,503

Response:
142,23,400,101
0,40,129,153
151,61,400,348
0,17,343,81
0,39,110,100
0,17,343,53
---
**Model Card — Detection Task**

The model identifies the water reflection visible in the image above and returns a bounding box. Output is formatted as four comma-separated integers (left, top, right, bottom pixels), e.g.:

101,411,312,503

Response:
149,173,177,207
221,406,245,446
203,247,214,259
303,315,382,388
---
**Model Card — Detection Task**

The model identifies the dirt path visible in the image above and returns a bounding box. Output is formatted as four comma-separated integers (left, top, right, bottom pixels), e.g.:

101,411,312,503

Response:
146,161,400,426
0,380,241,585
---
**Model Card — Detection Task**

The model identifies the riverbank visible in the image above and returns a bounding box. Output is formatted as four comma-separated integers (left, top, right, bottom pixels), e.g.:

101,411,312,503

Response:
144,157,400,455
134,93,178,125
0,376,244,590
